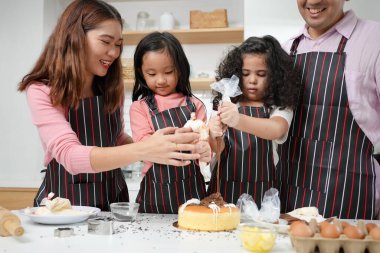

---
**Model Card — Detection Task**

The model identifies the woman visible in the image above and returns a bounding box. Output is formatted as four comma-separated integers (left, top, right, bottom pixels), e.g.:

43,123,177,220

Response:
18,0,203,211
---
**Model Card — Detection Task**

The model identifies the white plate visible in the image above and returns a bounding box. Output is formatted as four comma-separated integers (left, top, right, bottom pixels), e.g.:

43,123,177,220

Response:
22,206,100,225
245,218,290,234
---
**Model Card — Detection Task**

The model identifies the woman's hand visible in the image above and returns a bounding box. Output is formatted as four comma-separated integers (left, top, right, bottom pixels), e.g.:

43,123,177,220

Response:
219,102,240,127
142,127,200,166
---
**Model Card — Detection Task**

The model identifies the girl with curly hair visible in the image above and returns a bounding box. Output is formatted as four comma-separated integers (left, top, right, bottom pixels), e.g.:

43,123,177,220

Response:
207,35,301,207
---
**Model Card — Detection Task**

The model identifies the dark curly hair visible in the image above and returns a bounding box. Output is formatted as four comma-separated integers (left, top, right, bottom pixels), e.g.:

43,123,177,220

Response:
213,35,300,110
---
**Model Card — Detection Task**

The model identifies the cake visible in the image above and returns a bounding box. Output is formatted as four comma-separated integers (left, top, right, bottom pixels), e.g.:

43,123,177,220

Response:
178,193,240,231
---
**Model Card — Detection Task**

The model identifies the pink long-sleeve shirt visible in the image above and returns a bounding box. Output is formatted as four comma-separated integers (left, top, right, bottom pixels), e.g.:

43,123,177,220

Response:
283,10,380,215
26,82,129,175
129,93,207,175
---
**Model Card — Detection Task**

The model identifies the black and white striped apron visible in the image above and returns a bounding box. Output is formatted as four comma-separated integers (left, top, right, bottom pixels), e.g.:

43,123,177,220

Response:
34,96,129,211
207,106,276,207
278,36,376,219
136,95,206,213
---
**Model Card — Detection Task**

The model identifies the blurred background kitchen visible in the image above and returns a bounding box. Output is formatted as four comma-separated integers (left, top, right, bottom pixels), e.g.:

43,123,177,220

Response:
0,0,379,207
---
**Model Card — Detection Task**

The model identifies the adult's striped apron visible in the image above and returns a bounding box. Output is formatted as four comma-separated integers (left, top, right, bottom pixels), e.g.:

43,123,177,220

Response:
34,96,129,211
278,36,376,219
207,105,276,207
136,95,206,213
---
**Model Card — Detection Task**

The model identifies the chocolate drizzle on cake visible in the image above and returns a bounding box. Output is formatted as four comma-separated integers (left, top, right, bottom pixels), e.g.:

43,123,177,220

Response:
199,192,226,207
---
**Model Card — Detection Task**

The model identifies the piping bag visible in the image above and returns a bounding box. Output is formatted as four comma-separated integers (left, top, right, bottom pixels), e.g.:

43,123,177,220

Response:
209,75,242,191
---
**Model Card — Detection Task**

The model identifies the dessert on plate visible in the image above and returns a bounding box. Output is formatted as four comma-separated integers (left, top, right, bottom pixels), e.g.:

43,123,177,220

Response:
286,206,325,223
26,193,81,216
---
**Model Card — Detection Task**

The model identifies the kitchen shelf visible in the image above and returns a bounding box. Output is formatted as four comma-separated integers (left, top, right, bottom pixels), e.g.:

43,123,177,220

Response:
124,78,214,90
122,27,244,45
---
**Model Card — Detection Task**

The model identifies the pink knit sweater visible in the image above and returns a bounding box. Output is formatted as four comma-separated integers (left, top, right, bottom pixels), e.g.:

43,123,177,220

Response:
26,82,128,175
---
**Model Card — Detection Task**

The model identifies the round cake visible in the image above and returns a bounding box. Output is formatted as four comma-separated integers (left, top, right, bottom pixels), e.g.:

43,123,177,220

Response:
178,193,240,231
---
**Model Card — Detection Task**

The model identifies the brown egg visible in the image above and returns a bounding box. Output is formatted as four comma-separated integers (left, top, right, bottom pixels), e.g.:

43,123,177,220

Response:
341,221,351,229
290,221,314,237
343,225,365,239
319,221,330,231
369,227,380,240
366,223,378,233
320,223,341,238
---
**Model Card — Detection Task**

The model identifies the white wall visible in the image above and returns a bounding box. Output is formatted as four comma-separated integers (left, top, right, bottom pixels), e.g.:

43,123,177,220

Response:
0,0,45,188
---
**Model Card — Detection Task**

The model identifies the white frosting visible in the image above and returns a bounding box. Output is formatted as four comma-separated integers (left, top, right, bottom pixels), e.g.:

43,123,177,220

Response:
45,197,72,212
208,202,221,225
223,203,236,215
183,113,209,141
184,119,205,130
178,198,201,214
40,192,55,206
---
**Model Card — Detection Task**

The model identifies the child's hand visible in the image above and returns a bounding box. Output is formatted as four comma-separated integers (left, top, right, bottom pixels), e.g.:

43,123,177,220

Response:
208,115,226,139
219,102,240,127
196,140,212,163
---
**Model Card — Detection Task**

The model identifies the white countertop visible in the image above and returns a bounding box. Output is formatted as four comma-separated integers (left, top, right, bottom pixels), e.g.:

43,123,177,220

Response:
1,212,296,253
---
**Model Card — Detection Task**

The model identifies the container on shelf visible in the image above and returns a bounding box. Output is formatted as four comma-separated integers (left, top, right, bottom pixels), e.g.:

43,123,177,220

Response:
136,11,149,31
159,12,175,30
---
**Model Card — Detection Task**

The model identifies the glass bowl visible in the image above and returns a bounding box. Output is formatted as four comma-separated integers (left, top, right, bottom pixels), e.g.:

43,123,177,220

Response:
238,223,277,253
110,202,139,222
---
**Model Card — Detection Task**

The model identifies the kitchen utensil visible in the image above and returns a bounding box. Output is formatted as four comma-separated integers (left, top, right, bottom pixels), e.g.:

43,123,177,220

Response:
0,206,24,237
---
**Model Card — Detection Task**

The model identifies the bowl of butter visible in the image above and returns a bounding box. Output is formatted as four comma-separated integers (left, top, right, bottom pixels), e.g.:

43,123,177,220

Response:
238,223,277,252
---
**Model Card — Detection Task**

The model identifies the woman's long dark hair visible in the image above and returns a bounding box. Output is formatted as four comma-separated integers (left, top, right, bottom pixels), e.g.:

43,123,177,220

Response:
132,31,192,101
213,35,301,109
19,0,124,112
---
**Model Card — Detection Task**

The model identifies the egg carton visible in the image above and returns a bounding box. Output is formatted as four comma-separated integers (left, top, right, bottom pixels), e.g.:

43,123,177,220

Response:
290,233,380,253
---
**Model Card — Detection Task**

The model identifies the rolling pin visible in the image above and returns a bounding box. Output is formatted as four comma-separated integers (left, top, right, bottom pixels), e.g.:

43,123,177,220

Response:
0,206,24,236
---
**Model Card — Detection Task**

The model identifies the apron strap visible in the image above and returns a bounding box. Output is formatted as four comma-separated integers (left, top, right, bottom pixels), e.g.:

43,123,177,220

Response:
145,95,160,115
290,36,302,56
185,96,196,113
336,36,348,55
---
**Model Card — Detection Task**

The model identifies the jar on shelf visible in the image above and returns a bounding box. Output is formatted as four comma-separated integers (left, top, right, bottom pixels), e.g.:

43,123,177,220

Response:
136,11,149,31
159,12,175,30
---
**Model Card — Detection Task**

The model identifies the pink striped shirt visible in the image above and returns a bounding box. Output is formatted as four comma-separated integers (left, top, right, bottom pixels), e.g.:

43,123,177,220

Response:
283,10,380,214
26,82,129,175
129,93,207,175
